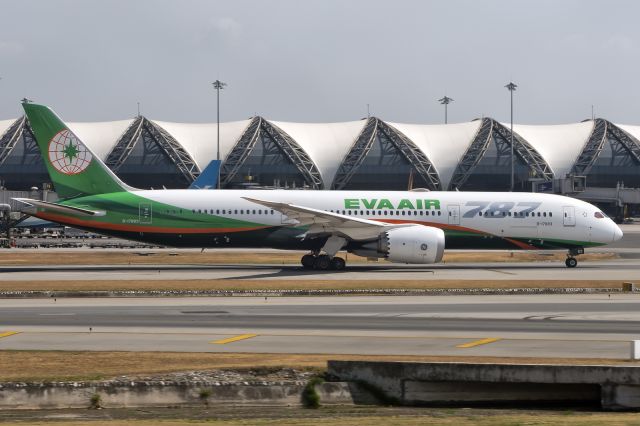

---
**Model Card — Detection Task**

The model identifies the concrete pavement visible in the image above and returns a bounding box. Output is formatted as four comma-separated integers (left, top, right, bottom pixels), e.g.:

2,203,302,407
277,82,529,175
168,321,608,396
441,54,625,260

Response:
1,294,640,358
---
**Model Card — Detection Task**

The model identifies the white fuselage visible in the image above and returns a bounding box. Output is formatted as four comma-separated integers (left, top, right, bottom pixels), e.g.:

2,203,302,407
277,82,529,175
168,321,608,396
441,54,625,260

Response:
138,189,622,248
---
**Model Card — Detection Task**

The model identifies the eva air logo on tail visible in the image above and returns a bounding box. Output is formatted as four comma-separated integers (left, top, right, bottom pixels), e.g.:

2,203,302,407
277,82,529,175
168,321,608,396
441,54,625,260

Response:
48,129,92,175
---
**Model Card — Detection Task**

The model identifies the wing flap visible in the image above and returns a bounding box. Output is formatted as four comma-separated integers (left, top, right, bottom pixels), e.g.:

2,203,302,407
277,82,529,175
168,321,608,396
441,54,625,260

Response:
243,196,414,241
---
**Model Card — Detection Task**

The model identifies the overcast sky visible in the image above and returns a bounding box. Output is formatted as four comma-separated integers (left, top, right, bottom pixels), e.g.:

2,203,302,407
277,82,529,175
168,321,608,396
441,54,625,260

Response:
0,0,638,124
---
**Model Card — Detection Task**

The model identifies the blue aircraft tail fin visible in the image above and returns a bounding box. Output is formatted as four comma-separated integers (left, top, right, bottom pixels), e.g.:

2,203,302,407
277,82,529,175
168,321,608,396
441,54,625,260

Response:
189,160,221,189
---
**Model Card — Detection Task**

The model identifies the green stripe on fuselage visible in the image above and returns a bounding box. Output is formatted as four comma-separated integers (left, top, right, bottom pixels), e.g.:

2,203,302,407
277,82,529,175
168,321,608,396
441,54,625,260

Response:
56,191,266,230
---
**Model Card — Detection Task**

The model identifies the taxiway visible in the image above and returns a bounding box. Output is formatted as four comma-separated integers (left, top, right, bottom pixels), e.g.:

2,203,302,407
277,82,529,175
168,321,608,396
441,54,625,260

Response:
1,294,639,359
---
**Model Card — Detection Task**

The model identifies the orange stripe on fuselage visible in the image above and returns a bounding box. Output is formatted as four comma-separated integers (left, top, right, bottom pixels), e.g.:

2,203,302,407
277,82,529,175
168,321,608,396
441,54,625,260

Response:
503,237,537,250
35,211,269,234
372,218,538,250
375,218,487,235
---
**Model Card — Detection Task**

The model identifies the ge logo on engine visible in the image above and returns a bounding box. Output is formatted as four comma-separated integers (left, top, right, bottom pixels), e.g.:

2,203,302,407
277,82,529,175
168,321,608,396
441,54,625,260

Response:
420,243,428,251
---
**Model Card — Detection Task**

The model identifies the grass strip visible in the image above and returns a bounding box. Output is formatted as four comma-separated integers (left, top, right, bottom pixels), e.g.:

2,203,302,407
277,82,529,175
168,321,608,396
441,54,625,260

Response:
0,279,628,292
0,250,617,266
2,412,640,425
1,351,639,382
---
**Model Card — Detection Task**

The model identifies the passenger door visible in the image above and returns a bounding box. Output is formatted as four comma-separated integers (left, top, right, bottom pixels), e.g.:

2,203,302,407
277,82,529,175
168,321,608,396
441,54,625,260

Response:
447,205,460,225
563,206,575,226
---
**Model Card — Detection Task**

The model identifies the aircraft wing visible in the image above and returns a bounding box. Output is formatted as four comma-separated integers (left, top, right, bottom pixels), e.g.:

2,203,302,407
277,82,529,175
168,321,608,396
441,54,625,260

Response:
242,196,411,241
12,198,106,217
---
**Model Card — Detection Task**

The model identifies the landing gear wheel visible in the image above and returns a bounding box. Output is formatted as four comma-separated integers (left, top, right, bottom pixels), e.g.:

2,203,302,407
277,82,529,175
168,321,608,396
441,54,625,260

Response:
565,257,578,268
330,257,346,271
314,255,331,270
301,254,315,269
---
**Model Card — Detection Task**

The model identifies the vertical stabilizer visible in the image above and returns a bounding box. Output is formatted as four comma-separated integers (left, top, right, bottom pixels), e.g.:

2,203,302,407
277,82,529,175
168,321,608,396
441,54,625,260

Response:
22,102,132,199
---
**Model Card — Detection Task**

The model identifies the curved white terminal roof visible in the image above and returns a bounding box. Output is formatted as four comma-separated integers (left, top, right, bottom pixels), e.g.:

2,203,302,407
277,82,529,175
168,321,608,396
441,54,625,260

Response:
511,122,594,178
388,121,482,188
271,120,367,187
3,114,640,189
615,124,640,142
0,118,17,137
154,119,251,170
68,120,134,161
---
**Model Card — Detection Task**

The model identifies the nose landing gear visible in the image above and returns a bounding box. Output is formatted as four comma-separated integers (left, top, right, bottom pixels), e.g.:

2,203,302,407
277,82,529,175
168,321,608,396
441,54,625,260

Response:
565,257,578,268
565,247,584,268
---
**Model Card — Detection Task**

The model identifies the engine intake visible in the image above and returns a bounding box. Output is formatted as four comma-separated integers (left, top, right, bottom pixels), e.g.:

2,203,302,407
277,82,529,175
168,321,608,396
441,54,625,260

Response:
354,225,445,264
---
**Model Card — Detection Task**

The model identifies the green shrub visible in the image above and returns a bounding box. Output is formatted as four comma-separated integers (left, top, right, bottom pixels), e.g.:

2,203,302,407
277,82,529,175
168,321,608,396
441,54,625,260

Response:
302,376,325,409
89,393,102,409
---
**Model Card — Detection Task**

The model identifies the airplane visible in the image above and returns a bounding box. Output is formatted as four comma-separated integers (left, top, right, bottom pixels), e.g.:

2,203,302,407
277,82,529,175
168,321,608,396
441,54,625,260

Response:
13,101,623,270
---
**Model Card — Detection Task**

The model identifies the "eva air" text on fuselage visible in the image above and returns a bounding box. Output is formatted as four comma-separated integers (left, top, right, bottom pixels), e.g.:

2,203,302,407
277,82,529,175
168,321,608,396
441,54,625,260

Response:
344,198,441,210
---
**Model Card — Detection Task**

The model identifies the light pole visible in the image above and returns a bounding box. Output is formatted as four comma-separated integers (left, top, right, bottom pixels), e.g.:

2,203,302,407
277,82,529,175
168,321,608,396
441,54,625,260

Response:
505,82,517,191
212,79,227,189
438,96,453,124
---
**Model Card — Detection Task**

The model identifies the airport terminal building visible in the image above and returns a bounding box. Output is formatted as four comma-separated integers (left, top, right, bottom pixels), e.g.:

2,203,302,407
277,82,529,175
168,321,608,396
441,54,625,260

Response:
1,114,639,214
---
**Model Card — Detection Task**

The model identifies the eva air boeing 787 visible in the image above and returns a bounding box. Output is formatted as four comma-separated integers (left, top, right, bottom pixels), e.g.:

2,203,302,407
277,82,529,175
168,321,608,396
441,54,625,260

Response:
14,102,622,269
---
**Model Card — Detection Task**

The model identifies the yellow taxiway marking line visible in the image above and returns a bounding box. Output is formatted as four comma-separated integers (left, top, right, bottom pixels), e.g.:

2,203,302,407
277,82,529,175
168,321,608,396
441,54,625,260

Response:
456,337,501,348
0,331,20,339
211,334,258,345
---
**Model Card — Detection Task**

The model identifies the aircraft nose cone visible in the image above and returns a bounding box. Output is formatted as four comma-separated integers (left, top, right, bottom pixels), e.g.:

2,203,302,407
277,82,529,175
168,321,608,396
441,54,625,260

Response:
613,225,623,242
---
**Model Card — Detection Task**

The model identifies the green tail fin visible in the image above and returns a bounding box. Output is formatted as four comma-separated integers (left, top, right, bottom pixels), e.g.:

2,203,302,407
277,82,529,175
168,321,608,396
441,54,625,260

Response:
22,102,131,199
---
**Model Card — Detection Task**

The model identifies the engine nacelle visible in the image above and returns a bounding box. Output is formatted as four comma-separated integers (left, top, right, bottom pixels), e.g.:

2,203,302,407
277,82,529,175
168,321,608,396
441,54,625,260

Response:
353,225,445,264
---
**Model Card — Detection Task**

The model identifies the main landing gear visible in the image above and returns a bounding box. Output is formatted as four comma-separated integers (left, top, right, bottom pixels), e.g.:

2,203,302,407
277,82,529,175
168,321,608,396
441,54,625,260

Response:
302,235,348,271
301,254,346,271
565,247,584,268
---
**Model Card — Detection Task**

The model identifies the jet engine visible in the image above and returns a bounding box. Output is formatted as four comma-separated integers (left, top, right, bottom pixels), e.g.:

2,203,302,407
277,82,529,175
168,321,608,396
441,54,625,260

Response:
351,225,445,264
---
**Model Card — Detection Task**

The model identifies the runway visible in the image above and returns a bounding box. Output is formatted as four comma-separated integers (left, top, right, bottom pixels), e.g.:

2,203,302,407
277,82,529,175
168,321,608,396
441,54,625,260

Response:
2,258,640,281
1,294,640,358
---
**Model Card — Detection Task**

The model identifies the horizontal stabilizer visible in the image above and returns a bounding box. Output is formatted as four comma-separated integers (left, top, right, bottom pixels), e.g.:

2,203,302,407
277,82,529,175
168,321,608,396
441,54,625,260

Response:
12,198,106,217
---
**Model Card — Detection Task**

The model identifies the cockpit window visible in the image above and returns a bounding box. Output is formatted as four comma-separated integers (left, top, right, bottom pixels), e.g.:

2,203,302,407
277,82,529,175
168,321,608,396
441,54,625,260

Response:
594,211,605,219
